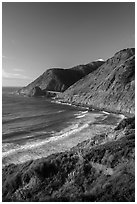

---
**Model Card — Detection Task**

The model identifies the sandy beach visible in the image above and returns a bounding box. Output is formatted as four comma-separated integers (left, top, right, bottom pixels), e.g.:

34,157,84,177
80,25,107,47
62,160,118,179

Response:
2,111,123,167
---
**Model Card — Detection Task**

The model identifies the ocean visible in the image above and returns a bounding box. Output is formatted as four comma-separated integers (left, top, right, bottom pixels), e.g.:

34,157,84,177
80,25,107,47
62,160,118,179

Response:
2,87,121,166
2,87,92,164
3,87,83,143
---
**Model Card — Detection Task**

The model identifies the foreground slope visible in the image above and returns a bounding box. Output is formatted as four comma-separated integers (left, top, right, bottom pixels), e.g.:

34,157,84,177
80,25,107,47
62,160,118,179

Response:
18,61,104,96
2,117,135,202
57,48,135,116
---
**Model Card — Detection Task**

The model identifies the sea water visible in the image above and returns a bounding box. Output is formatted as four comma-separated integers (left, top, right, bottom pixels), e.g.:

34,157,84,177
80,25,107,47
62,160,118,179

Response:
2,87,121,166
2,87,90,160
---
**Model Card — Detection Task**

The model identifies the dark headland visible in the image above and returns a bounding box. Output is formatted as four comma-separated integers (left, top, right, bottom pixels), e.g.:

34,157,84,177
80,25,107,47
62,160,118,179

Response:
3,48,135,202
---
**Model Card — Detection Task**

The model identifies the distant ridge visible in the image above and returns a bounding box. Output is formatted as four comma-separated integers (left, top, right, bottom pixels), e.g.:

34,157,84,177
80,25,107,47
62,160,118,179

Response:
18,60,104,96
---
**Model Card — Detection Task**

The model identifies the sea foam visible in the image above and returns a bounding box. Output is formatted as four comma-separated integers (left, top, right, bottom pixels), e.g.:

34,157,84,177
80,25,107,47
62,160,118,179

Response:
2,123,89,158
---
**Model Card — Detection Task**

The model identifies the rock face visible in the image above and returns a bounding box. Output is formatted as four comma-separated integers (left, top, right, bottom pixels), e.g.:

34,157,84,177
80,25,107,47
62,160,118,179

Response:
28,86,45,97
57,48,135,116
18,61,104,96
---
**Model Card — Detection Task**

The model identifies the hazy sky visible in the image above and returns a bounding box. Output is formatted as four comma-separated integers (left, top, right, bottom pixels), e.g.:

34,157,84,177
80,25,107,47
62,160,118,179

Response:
2,2,135,87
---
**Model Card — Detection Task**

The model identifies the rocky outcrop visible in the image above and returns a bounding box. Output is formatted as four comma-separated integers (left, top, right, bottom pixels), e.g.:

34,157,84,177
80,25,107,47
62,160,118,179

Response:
57,48,135,116
28,86,45,97
26,87,56,98
18,61,104,96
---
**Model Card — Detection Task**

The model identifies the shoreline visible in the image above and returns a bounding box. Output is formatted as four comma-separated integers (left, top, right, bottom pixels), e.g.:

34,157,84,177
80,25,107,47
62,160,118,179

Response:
2,108,123,167
2,93,127,167
16,91,131,118
54,96,135,118
53,98,127,119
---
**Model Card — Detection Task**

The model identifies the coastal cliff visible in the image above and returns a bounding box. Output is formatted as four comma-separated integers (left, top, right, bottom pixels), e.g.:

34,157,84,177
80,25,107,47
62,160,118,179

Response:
18,48,135,116
18,61,104,96
57,48,135,116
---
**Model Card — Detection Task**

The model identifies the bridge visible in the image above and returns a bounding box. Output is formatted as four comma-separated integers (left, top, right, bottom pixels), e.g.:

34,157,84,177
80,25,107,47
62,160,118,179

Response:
46,91,61,94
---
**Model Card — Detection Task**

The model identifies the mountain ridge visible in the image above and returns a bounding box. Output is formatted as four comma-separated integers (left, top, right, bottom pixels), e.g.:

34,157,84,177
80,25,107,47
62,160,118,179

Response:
17,48,135,116
18,60,104,96
56,48,135,116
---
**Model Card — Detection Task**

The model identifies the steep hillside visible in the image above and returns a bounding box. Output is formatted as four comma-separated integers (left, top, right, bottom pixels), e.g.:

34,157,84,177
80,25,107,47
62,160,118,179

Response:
57,48,135,116
2,117,135,202
18,61,104,96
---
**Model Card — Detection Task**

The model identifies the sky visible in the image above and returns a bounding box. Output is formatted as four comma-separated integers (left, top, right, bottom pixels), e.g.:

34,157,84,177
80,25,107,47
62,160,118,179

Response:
2,2,135,87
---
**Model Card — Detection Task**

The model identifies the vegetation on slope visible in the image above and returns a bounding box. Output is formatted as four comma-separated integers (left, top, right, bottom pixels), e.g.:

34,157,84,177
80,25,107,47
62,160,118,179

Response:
2,117,135,202
57,48,135,115
18,61,104,96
